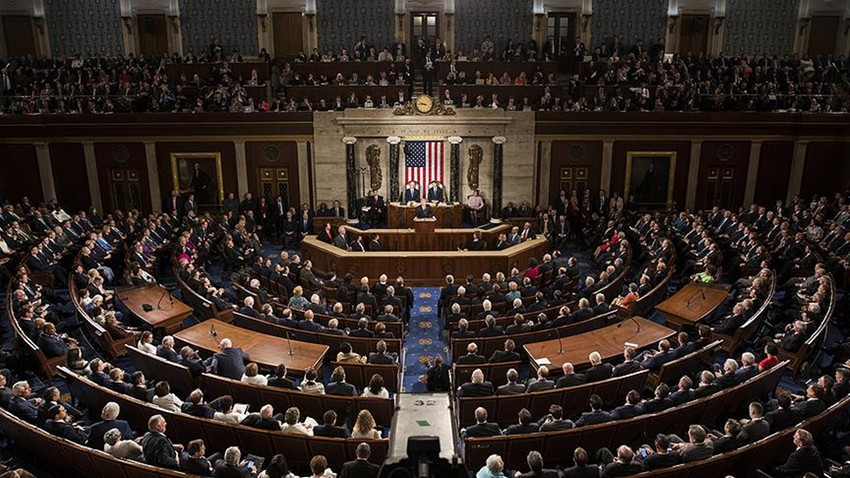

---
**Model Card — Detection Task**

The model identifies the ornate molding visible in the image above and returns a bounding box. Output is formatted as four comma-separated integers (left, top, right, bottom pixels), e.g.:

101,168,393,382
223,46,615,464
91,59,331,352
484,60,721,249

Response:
386,136,402,145
492,136,507,145
447,136,463,144
393,102,456,116
342,136,358,145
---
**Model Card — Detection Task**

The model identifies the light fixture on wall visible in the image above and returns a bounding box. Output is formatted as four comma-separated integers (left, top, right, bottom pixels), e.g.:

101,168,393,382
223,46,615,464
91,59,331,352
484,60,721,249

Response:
798,17,811,36
581,13,591,33
667,15,679,34
167,15,179,34
31,16,44,35
844,17,850,36
258,13,268,33
121,16,133,34
713,17,725,35
305,12,315,32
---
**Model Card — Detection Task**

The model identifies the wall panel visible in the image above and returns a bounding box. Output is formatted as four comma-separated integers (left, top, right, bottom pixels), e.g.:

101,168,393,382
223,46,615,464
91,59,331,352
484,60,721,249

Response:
801,142,850,200
48,143,90,213
454,0,533,53
694,141,750,211
44,0,124,56
548,140,602,207
611,141,691,210
179,0,258,57
724,0,798,55
155,142,238,210
93,143,152,213
246,141,301,206
591,0,666,51
0,144,41,205
754,141,793,206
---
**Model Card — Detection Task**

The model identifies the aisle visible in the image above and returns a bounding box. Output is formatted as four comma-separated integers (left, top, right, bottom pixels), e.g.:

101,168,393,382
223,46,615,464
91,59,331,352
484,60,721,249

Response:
402,287,447,393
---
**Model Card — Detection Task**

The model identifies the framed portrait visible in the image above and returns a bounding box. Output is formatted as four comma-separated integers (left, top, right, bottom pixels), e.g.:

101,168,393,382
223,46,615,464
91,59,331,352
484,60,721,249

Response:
170,153,224,206
624,151,677,210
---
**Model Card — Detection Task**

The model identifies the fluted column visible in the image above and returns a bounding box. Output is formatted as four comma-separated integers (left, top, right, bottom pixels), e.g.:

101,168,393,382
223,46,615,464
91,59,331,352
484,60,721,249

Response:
492,136,506,219
35,143,56,202
787,140,808,203
448,136,462,202
235,141,249,198
343,137,358,219
743,140,762,207
387,136,401,202
685,140,702,210
83,141,103,211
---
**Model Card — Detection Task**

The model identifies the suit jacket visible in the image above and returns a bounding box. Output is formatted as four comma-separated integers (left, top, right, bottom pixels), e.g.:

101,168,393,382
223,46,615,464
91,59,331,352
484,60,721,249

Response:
314,424,351,438
207,347,249,380
326,381,358,396
556,374,586,388
562,465,600,478
458,381,495,397
368,352,396,365
774,445,823,477
181,455,213,476
415,204,433,218
641,350,676,372
791,398,825,418
240,413,281,431
679,441,713,463
601,461,644,477
156,346,180,363
489,350,520,363
575,410,612,427
88,418,134,450
739,418,770,443
457,354,486,365
527,379,555,393
212,461,254,478
497,382,527,395
463,422,501,438
340,459,380,478
585,363,614,382
612,360,640,377
267,376,298,390
141,431,179,469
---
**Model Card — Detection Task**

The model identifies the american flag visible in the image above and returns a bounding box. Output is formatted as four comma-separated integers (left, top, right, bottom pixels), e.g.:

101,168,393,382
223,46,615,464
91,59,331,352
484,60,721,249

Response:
404,140,444,185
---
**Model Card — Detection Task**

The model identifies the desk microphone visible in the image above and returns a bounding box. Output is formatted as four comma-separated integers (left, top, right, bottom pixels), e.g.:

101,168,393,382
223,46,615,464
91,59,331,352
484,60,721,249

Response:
555,326,564,354
617,315,642,333
210,323,217,337
286,331,294,356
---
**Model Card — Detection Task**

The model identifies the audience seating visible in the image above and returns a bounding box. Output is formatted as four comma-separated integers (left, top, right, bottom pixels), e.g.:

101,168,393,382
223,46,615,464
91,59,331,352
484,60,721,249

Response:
5,284,65,380
712,272,776,354
69,282,134,360
462,361,788,468
329,361,400,394
452,361,522,389
777,275,837,380
61,366,389,469
647,339,723,389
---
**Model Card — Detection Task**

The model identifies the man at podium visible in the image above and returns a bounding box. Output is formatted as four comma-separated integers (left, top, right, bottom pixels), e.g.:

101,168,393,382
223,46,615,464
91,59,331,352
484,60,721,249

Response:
426,181,445,203
415,198,434,219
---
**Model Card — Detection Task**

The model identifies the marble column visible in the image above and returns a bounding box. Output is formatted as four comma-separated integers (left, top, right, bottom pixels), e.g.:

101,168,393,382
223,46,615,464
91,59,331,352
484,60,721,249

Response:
601,139,614,193
234,141,249,198
685,140,702,210
82,141,103,211
787,140,809,203
143,141,160,213
537,140,552,207
387,136,402,202
448,136,462,203
492,136,506,219
296,141,311,205
743,140,762,207
343,137,358,219
34,143,56,202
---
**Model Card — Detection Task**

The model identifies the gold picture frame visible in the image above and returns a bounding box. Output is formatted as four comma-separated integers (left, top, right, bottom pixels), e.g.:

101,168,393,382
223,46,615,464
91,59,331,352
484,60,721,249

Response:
170,152,224,206
624,151,677,210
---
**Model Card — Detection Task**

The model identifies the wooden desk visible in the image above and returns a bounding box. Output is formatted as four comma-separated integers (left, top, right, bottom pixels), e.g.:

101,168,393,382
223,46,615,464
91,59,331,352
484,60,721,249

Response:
523,317,676,373
654,282,731,331
341,224,510,252
434,61,558,80
119,285,194,334
174,319,328,375
291,62,405,78
301,235,548,285
388,202,462,228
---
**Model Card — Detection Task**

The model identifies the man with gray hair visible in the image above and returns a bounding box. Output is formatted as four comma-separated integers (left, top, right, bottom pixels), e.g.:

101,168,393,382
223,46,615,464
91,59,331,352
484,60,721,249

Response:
736,352,759,382
459,368,495,397
480,315,505,337
515,451,559,478
476,454,505,478
205,337,249,380
140,414,182,469
461,407,501,438
156,335,179,363
556,362,586,388
341,442,380,478
104,427,144,460
87,401,134,450
497,368,526,395
213,445,257,476
527,366,555,392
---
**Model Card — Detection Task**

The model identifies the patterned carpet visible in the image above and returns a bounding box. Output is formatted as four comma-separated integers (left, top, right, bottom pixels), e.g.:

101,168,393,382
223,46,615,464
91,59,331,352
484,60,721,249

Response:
402,287,447,393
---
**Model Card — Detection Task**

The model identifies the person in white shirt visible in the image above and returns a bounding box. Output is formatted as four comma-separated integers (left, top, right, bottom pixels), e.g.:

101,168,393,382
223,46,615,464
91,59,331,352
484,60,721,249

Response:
151,381,183,412
213,395,247,424
137,331,157,355
241,362,268,386
280,407,313,436
103,427,144,461
362,374,390,399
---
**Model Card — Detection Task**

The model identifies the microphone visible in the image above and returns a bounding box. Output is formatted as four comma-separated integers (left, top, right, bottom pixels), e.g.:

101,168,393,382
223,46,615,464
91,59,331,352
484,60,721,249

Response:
156,287,170,310
617,315,642,332
210,323,217,337
555,325,564,354
286,331,294,356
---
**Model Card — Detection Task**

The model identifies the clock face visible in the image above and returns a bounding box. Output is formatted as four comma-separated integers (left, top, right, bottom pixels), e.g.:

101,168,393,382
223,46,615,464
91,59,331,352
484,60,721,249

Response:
415,95,433,113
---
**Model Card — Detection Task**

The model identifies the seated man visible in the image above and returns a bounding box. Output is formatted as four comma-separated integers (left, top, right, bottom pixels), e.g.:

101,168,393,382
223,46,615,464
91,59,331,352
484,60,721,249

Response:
457,368,495,397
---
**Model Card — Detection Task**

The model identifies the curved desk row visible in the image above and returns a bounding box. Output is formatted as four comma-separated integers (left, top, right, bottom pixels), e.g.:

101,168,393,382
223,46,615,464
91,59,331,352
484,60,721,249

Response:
301,235,549,285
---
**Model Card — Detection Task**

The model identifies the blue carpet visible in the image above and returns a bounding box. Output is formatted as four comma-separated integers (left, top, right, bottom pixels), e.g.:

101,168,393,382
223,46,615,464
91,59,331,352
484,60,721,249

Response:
402,287,446,392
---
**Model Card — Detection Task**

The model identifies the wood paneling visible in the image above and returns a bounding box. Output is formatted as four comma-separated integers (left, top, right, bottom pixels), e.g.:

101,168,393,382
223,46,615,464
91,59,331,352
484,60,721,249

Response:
273,12,303,57
246,141,300,204
48,143,89,213
611,141,691,209
94,143,152,213
0,144,40,205
807,16,840,56
754,141,793,206
679,14,710,56
2,16,35,57
136,14,169,56
801,142,850,200
548,140,602,206
695,141,750,210
155,142,238,209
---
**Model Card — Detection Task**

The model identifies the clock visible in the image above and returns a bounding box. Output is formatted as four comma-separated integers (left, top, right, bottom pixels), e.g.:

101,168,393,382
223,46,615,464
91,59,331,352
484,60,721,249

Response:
414,94,434,114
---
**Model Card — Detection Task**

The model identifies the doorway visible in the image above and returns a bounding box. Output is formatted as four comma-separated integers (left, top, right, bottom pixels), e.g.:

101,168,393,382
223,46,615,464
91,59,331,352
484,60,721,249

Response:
678,14,710,56
410,11,439,67
273,12,303,57
2,16,36,57
807,16,840,56
136,14,168,56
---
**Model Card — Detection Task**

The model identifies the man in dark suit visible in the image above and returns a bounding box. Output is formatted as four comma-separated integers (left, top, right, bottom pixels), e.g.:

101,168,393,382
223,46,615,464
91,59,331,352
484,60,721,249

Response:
639,339,676,372
612,347,641,377
267,364,298,390
368,233,382,251
204,338,249,380
365,190,385,225
457,343,486,364
496,368,527,395
599,446,645,477
240,405,282,431
738,402,770,444
401,182,420,203
313,410,351,438
638,434,682,471
86,401,135,450
180,439,214,476
326,366,358,396
504,408,540,435
367,341,396,364
489,339,520,363
426,182,444,203
452,319,476,339
766,392,802,431
156,336,180,363
585,351,614,382
610,390,645,420
212,446,257,477
562,447,600,478
340,442,380,478
772,428,823,477
298,310,324,332
575,395,612,427
537,404,575,432
527,366,555,392
556,363,586,388
791,384,827,418
461,407,501,438
457,369,495,397
479,315,505,337
141,414,182,470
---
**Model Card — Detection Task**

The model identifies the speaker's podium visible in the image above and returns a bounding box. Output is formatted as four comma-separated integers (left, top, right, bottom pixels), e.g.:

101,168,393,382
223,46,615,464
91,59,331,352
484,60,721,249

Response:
413,217,437,234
